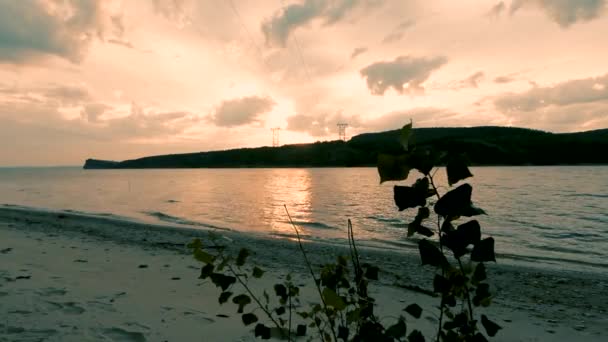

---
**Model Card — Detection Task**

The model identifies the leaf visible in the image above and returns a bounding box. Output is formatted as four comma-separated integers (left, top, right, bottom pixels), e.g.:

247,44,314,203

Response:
474,283,492,307
210,273,236,291
241,313,258,326
338,326,349,340
232,294,252,313
404,303,422,319
254,323,271,339
409,148,438,176
218,291,232,304
275,306,286,315
274,284,287,301
433,274,450,294
471,237,496,262
199,263,214,279
400,121,413,151
364,265,379,280
252,266,265,278
378,154,412,183
394,177,431,211
446,154,473,186
441,220,481,258
296,324,307,337
408,329,425,342
194,249,214,264
322,287,346,310
473,333,489,342
434,183,484,218
481,315,502,337
187,238,202,249
236,248,250,266
473,263,487,284
386,318,407,338
418,239,447,268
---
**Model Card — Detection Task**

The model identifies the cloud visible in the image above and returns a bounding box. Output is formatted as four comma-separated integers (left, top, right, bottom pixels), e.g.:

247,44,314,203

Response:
81,103,111,122
360,55,448,95
459,71,485,88
381,19,415,44
261,0,384,47
493,73,608,131
494,75,516,83
108,39,135,49
286,111,361,137
487,1,506,18
494,73,608,112
350,47,368,59
152,0,191,28
0,0,121,64
209,96,275,127
509,0,606,27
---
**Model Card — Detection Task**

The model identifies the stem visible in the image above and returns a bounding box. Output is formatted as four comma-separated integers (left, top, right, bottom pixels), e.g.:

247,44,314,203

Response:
288,285,292,342
428,172,446,342
285,205,339,342
225,262,283,331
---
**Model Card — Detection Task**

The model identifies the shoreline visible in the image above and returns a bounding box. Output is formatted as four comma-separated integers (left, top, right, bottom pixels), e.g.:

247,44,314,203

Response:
1,205,607,340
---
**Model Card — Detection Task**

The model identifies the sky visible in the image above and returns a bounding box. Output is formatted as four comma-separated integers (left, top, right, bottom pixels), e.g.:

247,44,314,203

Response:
1,0,607,166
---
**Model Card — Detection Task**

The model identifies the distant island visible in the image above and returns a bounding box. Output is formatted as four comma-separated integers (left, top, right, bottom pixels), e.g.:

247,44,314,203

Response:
84,126,608,169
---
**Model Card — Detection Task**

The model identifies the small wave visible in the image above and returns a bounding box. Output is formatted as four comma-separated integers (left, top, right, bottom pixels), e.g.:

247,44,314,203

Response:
143,211,229,231
564,193,608,198
279,220,337,230
366,215,403,224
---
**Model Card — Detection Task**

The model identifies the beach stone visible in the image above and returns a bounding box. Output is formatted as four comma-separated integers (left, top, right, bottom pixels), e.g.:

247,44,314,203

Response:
138,264,148,268
574,325,586,331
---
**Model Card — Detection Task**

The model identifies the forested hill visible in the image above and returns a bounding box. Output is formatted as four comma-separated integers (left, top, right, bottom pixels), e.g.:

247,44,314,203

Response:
83,126,608,169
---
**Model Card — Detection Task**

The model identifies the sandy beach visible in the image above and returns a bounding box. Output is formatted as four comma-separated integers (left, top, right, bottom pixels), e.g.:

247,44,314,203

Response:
1,206,606,341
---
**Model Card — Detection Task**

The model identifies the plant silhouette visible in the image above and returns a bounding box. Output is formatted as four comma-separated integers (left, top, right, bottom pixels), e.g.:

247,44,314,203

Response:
189,122,501,341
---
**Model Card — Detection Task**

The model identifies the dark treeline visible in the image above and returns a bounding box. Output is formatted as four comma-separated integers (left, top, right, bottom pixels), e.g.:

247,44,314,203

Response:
84,126,608,169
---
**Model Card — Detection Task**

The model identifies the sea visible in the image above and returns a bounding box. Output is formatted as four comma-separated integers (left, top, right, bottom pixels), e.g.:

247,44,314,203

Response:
0,166,606,273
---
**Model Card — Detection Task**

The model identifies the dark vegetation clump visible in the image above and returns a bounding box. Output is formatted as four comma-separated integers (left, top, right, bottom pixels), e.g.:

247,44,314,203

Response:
188,123,502,341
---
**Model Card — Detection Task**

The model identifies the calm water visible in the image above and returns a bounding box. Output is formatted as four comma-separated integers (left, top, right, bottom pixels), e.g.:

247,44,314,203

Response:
1,166,607,272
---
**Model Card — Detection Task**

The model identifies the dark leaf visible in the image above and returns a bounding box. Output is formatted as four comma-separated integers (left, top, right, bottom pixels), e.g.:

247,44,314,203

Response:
473,333,489,342
386,318,407,338
232,294,252,313
378,154,412,183
409,148,438,175
235,248,250,266
322,287,346,310
473,263,487,284
481,315,502,337
433,274,450,294
187,238,202,250
441,220,481,258
400,122,413,151
296,324,307,337
338,326,349,340
474,283,492,307
405,303,423,319
434,183,472,217
471,238,496,262
446,154,473,186
394,185,425,211
252,266,265,278
193,248,214,264
254,323,271,339
418,239,447,268
415,225,434,237
242,313,258,326
275,306,286,315
210,273,236,291
218,291,233,304
416,206,430,220
364,265,379,280
199,263,214,279
408,329,425,342
274,284,287,301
